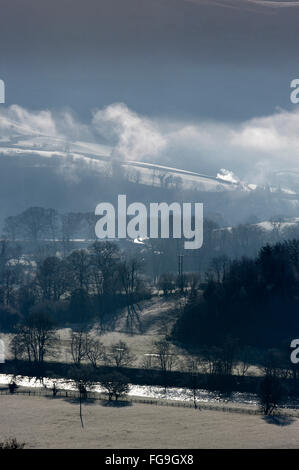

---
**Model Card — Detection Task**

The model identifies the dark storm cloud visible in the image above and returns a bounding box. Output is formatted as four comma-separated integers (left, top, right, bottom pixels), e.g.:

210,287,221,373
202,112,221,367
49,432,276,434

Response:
1,0,299,61
0,0,299,119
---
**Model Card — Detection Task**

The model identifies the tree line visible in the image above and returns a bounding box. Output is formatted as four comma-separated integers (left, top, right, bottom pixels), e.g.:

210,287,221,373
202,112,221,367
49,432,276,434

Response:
3,206,299,277
0,238,150,333
172,239,299,352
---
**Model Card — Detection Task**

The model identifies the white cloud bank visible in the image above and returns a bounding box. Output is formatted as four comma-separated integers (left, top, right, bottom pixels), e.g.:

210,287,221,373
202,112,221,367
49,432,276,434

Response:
1,103,299,185
92,103,166,161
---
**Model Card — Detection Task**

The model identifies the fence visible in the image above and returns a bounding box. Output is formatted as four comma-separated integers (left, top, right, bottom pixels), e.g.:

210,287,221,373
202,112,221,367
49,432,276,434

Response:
2,386,299,417
0,387,261,416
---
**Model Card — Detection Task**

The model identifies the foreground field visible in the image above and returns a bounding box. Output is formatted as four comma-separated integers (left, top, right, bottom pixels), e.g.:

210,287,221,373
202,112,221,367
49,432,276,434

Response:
0,395,299,449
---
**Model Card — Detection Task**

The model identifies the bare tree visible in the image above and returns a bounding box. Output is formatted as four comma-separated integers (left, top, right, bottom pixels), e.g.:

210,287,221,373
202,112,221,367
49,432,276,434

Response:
12,311,58,364
118,259,143,334
61,212,82,255
201,338,239,376
152,339,177,391
153,339,176,373
15,207,58,242
69,365,95,428
90,241,120,297
67,250,91,292
258,374,284,415
10,333,26,360
158,273,175,296
185,357,202,410
108,340,135,368
3,217,19,241
210,255,229,283
100,372,130,401
70,329,89,365
236,346,254,377
36,256,69,301
86,338,106,368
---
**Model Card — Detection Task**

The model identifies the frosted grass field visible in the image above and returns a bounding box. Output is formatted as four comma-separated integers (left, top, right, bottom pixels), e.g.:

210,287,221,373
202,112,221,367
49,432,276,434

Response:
1,394,299,449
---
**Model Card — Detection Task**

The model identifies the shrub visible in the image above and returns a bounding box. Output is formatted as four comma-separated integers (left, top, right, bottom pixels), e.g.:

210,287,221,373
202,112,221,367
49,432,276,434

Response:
100,372,130,401
258,375,284,415
0,438,25,449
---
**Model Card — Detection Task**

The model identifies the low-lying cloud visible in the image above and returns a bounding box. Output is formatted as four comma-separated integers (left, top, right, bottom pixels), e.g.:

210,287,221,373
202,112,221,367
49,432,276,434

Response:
1,103,299,187
92,103,166,161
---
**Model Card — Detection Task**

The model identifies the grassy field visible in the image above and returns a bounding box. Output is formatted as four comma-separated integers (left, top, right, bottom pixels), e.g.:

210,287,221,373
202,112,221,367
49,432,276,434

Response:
0,296,262,376
0,296,185,369
0,394,299,449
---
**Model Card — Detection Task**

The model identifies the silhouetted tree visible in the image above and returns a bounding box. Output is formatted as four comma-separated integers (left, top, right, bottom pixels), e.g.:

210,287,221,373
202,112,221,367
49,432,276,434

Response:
100,372,130,401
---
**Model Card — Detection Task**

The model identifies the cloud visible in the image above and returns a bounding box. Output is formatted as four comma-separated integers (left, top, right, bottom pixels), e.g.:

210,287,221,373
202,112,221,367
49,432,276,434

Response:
0,104,96,143
91,103,167,161
0,105,58,138
1,103,299,187
156,107,299,185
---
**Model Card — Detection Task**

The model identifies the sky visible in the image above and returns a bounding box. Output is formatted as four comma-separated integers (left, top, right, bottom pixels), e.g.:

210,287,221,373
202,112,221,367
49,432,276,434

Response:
1,0,299,181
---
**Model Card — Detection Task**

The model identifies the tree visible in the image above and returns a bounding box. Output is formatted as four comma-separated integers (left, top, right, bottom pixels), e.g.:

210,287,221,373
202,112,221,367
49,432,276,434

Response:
67,250,91,292
108,340,134,369
36,256,69,301
15,207,58,242
70,365,95,428
200,338,238,377
17,284,36,317
0,265,23,307
219,336,239,376
236,346,254,377
86,338,106,368
118,259,143,333
258,374,284,415
210,255,229,283
100,372,130,401
158,273,175,296
185,357,202,410
90,241,120,297
3,217,19,241
13,311,58,364
8,381,18,394
69,288,92,323
153,339,176,374
0,304,21,332
152,339,177,391
10,333,26,360
61,212,82,255
70,329,89,365
50,381,59,397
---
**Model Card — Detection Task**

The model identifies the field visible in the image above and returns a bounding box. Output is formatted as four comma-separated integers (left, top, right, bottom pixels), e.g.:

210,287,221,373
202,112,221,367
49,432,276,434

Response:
0,394,299,449
0,296,262,376
0,296,185,370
